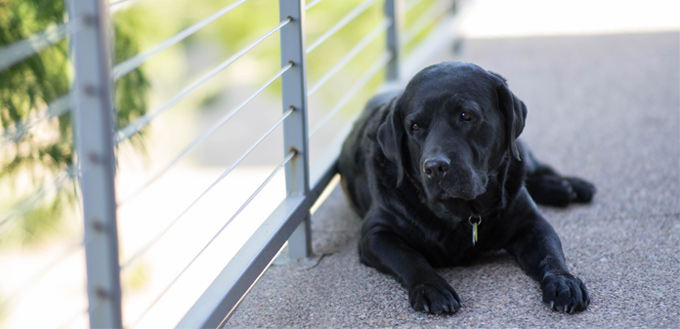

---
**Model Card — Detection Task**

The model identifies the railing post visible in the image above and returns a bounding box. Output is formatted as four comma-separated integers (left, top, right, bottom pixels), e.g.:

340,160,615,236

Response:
385,0,403,82
69,0,123,327
279,0,312,260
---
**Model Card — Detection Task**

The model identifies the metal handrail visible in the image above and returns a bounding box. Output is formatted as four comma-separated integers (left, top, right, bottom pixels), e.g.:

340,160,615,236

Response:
0,166,76,231
117,62,294,206
306,0,379,54
109,0,143,14
0,93,72,146
115,17,292,144
0,22,74,71
0,0,458,327
405,0,426,12
310,50,393,137
404,0,452,45
305,0,326,11
112,0,251,80
308,18,391,97
127,150,296,327
120,106,295,271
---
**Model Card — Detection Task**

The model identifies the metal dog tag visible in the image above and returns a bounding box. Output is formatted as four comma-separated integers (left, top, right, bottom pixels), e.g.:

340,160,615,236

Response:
468,215,482,246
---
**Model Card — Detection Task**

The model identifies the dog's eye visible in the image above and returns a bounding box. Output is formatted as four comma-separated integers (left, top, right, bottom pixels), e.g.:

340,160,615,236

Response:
411,123,421,131
460,112,474,121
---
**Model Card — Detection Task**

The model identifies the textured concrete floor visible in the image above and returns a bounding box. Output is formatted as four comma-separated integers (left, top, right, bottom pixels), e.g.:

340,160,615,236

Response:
225,31,680,328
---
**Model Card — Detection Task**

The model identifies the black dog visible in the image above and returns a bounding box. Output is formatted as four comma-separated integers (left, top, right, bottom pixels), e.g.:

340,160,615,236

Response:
338,61,595,314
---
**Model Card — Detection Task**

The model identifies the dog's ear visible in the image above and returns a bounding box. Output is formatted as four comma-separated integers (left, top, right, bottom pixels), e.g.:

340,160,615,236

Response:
377,98,406,185
491,72,527,160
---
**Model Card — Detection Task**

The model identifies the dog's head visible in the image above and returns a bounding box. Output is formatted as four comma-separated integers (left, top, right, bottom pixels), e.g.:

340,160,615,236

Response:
377,61,527,203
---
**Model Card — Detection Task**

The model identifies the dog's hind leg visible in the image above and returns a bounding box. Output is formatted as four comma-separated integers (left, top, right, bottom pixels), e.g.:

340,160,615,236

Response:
518,141,596,207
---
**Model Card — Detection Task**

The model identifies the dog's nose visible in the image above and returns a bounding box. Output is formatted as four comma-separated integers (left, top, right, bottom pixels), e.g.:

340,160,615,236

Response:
423,157,451,179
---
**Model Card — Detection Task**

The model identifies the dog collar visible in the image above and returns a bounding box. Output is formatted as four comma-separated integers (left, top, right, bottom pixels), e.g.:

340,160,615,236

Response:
405,170,483,246
468,214,482,246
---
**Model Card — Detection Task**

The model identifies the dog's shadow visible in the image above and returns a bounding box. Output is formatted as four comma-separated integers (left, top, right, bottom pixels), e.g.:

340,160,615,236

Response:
311,185,363,256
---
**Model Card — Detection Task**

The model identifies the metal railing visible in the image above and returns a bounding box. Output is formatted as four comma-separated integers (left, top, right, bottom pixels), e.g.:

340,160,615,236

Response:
0,0,457,327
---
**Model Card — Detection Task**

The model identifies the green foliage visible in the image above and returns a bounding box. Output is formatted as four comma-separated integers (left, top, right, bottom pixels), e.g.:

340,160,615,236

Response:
112,15,151,151
0,0,149,246
0,0,71,177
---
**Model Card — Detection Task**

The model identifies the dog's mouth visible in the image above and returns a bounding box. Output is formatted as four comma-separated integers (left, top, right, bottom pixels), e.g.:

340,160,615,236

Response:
426,186,482,203
421,173,488,203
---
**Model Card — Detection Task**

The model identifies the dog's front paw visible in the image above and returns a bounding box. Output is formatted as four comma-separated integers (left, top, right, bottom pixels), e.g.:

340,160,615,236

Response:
541,273,590,313
408,279,461,314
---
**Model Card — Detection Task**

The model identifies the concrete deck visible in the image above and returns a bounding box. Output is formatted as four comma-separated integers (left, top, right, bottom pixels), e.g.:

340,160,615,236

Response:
225,27,679,329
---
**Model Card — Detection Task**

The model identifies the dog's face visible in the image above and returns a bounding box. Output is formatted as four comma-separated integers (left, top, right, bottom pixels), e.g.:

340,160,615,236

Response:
378,62,527,203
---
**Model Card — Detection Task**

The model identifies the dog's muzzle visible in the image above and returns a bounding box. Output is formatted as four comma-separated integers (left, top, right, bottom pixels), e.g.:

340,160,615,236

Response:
421,156,486,201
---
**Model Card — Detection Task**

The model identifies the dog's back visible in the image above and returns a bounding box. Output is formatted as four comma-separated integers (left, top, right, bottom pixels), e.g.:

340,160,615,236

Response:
338,91,400,217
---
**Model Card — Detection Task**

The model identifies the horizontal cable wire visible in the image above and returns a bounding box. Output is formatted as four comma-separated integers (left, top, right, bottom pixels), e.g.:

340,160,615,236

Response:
56,306,89,329
307,18,391,97
403,0,450,45
1,93,73,146
127,150,296,328
0,22,75,71
56,275,99,329
115,17,292,144
120,106,295,270
112,0,250,80
306,0,378,54
108,0,142,14
305,0,325,11
0,166,76,233
82,298,104,328
5,182,86,306
405,0,426,12
0,0,157,69
117,63,293,206
310,51,392,138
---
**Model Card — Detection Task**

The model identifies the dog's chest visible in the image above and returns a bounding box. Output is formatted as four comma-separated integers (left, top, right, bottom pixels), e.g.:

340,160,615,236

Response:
406,211,510,267
402,216,481,266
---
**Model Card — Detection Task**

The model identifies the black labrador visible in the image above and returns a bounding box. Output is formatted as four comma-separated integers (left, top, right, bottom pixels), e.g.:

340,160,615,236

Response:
338,61,596,314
